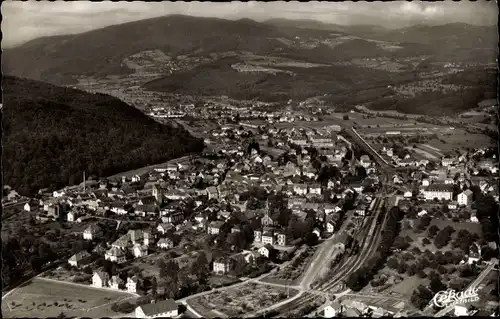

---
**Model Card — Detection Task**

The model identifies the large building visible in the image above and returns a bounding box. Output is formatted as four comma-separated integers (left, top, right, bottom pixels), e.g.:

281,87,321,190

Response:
423,184,454,201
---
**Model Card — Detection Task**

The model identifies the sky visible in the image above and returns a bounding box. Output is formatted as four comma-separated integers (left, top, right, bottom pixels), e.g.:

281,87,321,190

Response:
2,0,498,48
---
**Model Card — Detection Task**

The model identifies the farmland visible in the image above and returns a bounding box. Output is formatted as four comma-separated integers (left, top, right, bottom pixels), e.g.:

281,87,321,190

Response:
187,282,299,318
2,277,136,318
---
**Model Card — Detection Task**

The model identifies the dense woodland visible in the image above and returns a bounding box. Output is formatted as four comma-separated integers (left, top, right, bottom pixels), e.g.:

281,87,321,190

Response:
3,76,204,196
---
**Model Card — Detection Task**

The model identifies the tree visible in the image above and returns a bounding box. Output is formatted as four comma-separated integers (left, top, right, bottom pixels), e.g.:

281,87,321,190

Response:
304,232,318,246
151,277,158,297
411,285,433,310
428,225,440,237
429,273,446,293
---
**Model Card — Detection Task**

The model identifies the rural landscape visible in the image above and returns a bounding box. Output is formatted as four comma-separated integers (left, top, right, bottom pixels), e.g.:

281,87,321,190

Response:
2,2,499,318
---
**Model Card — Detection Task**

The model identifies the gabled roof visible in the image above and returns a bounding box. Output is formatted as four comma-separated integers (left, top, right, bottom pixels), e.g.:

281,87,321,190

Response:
137,299,178,316
69,250,91,262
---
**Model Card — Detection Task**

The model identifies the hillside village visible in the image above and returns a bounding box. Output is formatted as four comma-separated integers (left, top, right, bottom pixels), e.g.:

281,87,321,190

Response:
3,118,498,317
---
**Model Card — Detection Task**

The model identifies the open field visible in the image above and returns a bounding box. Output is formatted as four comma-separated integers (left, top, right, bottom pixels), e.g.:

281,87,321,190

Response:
2,278,135,318
426,131,494,152
187,282,298,318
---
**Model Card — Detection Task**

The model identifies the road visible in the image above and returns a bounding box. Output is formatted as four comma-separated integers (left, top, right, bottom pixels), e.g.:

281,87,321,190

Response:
433,262,496,317
107,154,194,180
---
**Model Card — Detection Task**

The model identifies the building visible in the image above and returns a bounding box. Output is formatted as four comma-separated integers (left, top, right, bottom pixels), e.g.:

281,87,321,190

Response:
213,257,232,274
24,203,31,212
157,223,173,235
157,238,174,249
208,221,224,235
293,184,308,195
324,302,343,318
423,184,453,201
309,185,322,195
92,271,109,288
83,225,101,240
152,184,166,205
262,232,274,245
276,232,287,246
458,189,473,206
441,157,456,167
109,275,124,290
258,245,272,258
68,251,92,268
132,244,148,258
360,155,371,168
254,229,262,243
127,276,139,293
135,299,178,319
105,247,127,263
261,212,280,227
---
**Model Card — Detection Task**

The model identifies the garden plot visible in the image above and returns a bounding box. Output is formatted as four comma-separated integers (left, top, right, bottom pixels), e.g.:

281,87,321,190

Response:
187,282,298,318
261,246,315,285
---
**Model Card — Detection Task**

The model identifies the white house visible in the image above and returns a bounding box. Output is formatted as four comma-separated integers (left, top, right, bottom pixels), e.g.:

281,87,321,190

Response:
313,228,321,239
83,225,101,240
24,203,31,212
135,299,178,318
92,271,109,288
422,179,430,187
157,238,174,249
470,212,479,223
309,185,322,195
109,275,124,290
132,244,148,258
213,258,232,274
324,302,343,318
326,221,335,233
105,247,126,263
454,305,468,317
68,251,92,268
258,245,272,258
403,191,413,198
423,184,453,201
417,209,428,217
293,184,308,195
127,276,138,293
458,190,473,207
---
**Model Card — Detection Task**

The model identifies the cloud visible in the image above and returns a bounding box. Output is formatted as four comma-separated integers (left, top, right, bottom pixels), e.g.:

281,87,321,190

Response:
1,0,497,47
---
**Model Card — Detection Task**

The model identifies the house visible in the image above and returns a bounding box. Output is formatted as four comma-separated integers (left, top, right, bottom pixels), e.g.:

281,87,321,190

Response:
112,234,131,250
254,229,262,243
105,247,127,263
326,220,336,233
207,186,219,200
262,231,274,245
152,183,166,204
23,203,31,212
309,184,322,195
208,221,224,235
458,189,473,207
213,257,232,274
135,299,178,319
83,225,101,240
67,210,78,222
454,305,469,317
127,276,139,293
293,184,308,195
448,201,458,210
157,223,174,235
132,244,148,258
417,209,428,217
470,212,479,223
258,245,273,258
423,184,453,201
313,228,321,239
135,205,159,217
128,229,144,244
68,251,92,268
422,179,430,187
360,155,371,168
276,231,287,246
324,302,344,318
162,211,184,223
404,191,413,198
442,157,456,167
231,225,241,233
143,231,153,246
241,250,260,264
334,232,350,252
92,271,109,288
157,238,174,249
109,275,124,290
468,244,481,264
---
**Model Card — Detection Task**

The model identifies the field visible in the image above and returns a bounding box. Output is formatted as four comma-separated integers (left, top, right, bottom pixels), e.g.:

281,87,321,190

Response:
187,282,298,318
2,278,136,318
425,131,494,152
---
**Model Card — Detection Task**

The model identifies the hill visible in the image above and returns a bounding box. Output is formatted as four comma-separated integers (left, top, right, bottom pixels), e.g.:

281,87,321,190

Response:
1,15,288,85
2,76,204,196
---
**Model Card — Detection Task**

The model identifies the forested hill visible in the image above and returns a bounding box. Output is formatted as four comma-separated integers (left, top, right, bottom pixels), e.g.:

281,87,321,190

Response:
2,76,204,196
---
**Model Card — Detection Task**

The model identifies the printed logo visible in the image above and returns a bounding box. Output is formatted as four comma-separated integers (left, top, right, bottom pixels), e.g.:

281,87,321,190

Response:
432,288,480,308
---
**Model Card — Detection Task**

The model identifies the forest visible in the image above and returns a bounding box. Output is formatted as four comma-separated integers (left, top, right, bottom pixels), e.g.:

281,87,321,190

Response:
3,76,204,196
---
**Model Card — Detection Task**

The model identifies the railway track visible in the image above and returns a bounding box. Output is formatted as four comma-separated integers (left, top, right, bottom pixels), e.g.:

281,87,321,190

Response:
315,197,387,293
270,292,320,318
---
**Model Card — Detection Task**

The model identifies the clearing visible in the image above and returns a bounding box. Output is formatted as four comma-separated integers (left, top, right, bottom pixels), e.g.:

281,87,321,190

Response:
2,277,136,318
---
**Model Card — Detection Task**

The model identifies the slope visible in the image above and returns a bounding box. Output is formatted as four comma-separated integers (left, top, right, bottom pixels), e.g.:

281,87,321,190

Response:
2,15,288,85
2,76,204,196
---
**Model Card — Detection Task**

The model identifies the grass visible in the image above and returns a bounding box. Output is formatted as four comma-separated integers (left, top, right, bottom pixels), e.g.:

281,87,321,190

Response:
262,246,315,285
2,277,136,318
187,282,298,318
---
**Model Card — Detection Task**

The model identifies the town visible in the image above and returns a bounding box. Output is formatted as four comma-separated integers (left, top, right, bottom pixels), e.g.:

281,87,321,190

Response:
3,108,498,317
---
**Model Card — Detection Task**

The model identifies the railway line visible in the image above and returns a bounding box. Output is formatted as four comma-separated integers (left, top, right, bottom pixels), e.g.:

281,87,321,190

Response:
315,197,387,293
